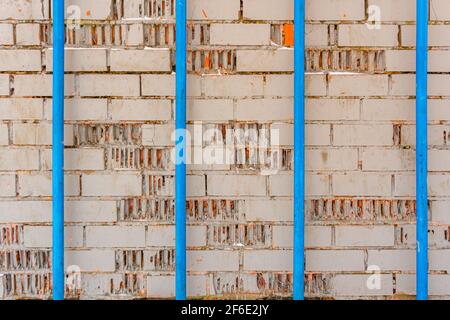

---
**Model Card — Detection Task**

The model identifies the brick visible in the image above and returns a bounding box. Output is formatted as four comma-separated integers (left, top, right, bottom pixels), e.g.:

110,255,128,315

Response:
243,0,293,20
210,24,270,45
0,99,42,120
44,99,108,121
361,99,414,120
430,99,450,121
14,74,75,96
142,124,174,146
306,99,360,121
397,274,450,296
0,201,51,223
335,226,395,247
430,250,450,273
333,173,391,196
431,201,450,224
204,75,263,97
187,99,233,121
361,148,415,171
264,74,326,97
368,249,415,271
273,226,332,248
430,0,450,21
306,250,365,271
187,250,239,271
110,99,171,121
66,200,117,223
402,25,450,47
306,148,358,171
331,274,393,296
24,226,83,248
146,225,207,247
0,74,9,96
386,50,450,72
429,150,450,171
0,0,49,20
63,0,112,19
0,24,13,44
18,174,80,196
244,250,292,271
0,124,8,145
236,99,292,121
46,49,108,72
207,175,266,196
368,0,416,21
334,125,393,146
269,174,330,196
16,23,40,45
42,149,104,171
142,74,201,97
121,24,144,46
0,148,39,170
236,49,293,72
147,276,174,298
86,226,146,248
110,49,171,72
0,50,41,71
82,174,142,196
0,175,15,196
329,74,388,97
79,75,140,97
400,124,450,146
429,174,450,197
338,25,398,47
305,24,328,46
393,174,415,197
66,250,116,272
188,0,240,20
246,200,293,222
12,123,73,146
307,0,365,21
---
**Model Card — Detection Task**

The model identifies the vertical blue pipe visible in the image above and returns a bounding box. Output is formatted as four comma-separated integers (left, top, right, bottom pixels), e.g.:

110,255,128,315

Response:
416,0,428,300
175,0,187,300
293,0,305,300
52,0,65,300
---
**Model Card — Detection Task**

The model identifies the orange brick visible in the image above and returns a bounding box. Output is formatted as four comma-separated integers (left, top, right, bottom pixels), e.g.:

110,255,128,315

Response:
283,24,294,47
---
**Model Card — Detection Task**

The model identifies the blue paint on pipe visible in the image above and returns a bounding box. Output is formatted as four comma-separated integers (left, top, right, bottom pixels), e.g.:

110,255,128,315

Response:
175,0,187,300
416,0,429,300
293,0,305,300
52,0,65,301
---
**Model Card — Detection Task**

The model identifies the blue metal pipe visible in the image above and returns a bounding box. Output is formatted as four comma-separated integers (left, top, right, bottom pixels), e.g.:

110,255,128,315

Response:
175,0,187,300
293,0,305,300
52,0,65,301
416,0,429,300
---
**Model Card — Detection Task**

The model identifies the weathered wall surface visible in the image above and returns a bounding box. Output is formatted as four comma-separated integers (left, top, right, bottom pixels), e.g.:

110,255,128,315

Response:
1,0,450,299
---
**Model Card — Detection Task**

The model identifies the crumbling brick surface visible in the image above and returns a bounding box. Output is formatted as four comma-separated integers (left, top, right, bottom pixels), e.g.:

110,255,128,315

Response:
1,0,450,300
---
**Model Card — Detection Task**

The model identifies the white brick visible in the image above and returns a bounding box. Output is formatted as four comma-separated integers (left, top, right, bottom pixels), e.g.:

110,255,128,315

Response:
430,0,450,21
187,99,233,121
306,99,360,121
12,123,73,146
86,226,146,248
362,99,414,121
0,175,15,196
0,0,49,20
307,0,365,21
24,226,83,248
0,99,42,120
273,226,332,248
243,0,293,20
82,174,142,196
368,0,416,21
0,24,13,44
333,173,391,196
0,148,39,170
187,250,239,271
16,23,40,45
397,274,450,296
188,0,240,20
368,249,415,271
66,250,116,272
204,75,263,97
338,25,398,47
63,0,112,19
431,201,450,224
0,50,41,71
42,149,105,171
361,148,415,171
306,250,365,271
44,99,108,121
14,74,75,96
236,99,292,121
331,274,393,296
66,201,117,223
334,125,393,146
329,74,388,96
264,74,327,97
210,24,270,45
306,24,329,46
246,199,292,222
269,174,330,196
141,74,201,97
335,226,395,247
0,124,8,145
18,174,80,196
110,49,171,72
244,250,292,271
237,49,293,72
79,75,140,97
142,124,174,146
0,201,51,223
207,175,266,196
146,225,207,247
110,99,171,121
46,49,108,72
402,25,450,47
306,148,358,171
0,74,9,96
